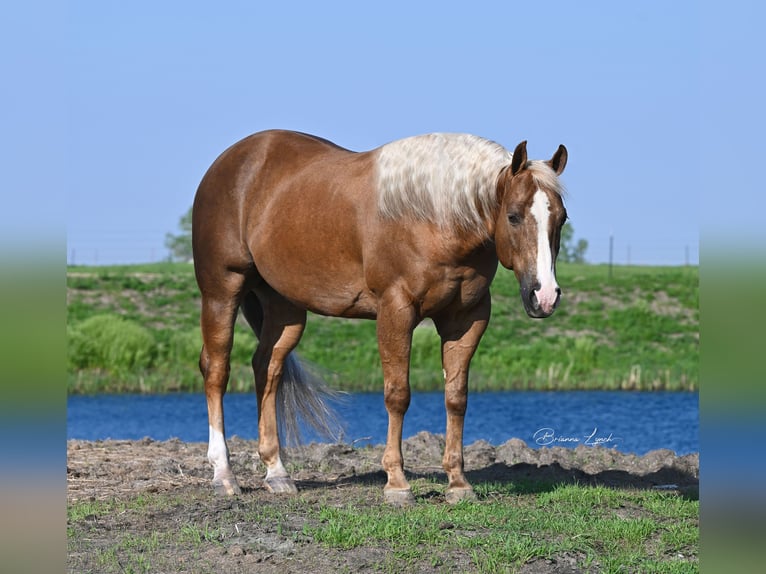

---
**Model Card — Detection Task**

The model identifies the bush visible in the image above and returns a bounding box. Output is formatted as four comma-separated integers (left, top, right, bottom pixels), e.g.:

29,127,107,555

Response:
159,328,202,365
410,324,442,370
68,314,155,373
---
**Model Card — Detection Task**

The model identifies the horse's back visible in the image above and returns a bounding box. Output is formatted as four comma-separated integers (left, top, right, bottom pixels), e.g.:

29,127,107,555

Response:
196,130,352,200
194,130,364,249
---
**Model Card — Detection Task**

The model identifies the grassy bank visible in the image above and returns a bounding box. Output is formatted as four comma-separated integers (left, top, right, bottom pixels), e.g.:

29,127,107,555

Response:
66,262,698,393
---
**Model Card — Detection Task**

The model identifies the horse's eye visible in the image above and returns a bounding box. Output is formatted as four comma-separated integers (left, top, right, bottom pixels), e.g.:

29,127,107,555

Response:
508,213,522,226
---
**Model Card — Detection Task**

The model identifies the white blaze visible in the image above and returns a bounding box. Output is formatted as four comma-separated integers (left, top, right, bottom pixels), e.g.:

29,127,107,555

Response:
530,190,560,314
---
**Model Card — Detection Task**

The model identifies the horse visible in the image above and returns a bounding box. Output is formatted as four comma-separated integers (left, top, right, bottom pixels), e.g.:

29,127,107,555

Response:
192,130,568,505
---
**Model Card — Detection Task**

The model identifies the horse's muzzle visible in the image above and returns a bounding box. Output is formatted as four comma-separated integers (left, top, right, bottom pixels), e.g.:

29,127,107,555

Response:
520,281,561,318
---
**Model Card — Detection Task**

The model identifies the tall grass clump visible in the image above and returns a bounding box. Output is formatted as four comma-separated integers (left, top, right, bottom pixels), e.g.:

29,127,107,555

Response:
68,314,155,373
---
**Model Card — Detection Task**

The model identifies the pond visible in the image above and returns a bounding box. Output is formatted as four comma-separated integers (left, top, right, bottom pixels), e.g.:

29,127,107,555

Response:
67,391,698,455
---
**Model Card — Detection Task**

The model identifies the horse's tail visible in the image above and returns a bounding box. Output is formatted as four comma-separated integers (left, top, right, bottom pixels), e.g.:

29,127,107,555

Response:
279,353,346,446
241,292,345,446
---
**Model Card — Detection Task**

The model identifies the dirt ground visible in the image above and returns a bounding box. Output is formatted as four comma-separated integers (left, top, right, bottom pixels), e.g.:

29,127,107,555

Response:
67,433,698,573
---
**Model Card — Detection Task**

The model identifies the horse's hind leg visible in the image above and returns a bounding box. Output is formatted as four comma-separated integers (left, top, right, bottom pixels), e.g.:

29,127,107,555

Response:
198,273,247,495
249,288,307,494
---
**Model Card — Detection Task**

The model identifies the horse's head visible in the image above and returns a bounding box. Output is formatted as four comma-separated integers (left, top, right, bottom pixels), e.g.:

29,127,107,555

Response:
494,141,568,319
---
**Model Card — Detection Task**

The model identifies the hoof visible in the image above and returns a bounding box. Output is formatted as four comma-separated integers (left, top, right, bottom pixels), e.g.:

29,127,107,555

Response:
264,476,298,495
445,487,477,504
384,488,415,507
212,477,241,496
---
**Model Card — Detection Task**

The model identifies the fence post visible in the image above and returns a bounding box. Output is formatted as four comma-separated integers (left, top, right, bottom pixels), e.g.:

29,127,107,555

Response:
608,234,614,280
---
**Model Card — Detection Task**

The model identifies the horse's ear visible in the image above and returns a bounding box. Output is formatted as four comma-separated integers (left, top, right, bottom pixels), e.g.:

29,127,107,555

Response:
548,144,568,175
511,140,528,175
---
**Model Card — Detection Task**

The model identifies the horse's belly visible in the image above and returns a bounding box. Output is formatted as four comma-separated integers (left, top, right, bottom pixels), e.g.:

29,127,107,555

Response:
255,258,378,319
295,281,378,319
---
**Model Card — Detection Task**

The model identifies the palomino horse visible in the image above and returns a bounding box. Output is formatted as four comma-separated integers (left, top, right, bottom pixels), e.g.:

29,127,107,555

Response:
192,130,568,505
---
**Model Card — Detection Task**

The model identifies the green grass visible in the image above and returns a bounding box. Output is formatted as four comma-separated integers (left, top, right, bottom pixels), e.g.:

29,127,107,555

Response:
305,485,698,573
66,262,698,393
67,484,698,573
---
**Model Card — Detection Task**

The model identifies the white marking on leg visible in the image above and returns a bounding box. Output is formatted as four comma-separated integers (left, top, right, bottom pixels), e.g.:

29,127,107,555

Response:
208,425,231,475
530,190,560,314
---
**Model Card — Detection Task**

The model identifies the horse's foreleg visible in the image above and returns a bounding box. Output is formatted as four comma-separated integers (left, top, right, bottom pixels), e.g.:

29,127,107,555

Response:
200,294,242,496
253,296,306,495
434,294,491,504
377,294,417,506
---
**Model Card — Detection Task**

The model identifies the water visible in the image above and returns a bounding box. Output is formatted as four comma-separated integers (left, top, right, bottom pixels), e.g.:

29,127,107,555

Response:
67,391,699,455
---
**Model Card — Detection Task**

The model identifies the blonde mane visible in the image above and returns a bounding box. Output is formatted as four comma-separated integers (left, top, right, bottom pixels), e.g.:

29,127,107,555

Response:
375,133,511,235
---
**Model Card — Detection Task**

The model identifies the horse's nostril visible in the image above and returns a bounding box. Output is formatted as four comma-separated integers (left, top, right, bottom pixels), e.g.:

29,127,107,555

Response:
529,290,539,310
553,287,562,310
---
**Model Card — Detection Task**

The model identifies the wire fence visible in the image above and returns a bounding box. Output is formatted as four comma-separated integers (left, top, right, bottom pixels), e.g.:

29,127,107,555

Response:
66,233,699,267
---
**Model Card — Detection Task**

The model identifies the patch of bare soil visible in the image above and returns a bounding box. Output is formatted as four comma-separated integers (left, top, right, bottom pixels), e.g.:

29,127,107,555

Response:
67,433,698,573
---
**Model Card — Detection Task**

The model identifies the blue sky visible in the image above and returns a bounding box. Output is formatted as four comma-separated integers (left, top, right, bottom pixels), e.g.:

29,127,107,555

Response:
15,1,764,267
